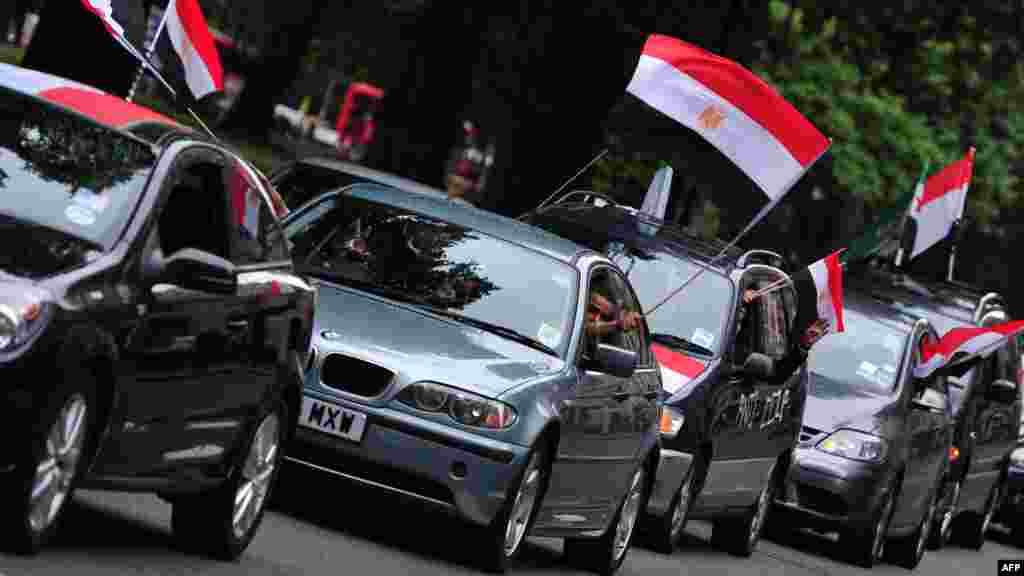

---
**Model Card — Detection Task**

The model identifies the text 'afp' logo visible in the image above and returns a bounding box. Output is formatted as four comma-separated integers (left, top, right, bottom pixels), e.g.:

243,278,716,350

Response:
1000,560,1024,574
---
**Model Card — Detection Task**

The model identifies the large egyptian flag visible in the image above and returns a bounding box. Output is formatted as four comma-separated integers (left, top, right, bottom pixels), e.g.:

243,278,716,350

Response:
153,0,224,101
915,320,1024,379
907,148,975,259
626,34,830,202
791,249,846,338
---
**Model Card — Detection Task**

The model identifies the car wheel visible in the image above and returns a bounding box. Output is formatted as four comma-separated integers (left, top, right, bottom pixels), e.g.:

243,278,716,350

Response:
888,485,939,569
928,479,960,550
957,478,1003,551
843,479,897,568
172,403,285,561
646,465,695,554
0,379,93,555
474,440,551,573
710,463,777,558
564,464,649,575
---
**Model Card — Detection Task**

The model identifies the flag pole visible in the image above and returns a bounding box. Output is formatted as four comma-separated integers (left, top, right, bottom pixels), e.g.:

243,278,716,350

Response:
126,1,171,103
643,142,831,316
946,147,974,282
532,148,609,211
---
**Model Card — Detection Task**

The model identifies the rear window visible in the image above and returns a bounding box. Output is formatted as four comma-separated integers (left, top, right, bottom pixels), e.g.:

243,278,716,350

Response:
0,90,156,248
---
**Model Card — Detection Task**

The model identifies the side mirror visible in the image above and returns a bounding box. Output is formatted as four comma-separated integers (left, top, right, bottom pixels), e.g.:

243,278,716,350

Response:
742,352,776,380
588,343,637,378
987,378,1018,405
911,387,946,413
161,248,237,294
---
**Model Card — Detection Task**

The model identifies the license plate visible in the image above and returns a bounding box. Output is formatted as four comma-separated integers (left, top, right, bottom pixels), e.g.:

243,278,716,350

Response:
299,396,368,443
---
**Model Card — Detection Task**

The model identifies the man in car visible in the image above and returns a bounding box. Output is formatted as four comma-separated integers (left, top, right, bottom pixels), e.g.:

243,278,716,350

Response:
740,286,829,384
586,283,643,341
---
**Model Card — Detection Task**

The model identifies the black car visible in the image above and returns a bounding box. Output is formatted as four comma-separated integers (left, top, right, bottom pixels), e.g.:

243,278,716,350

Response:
846,265,1022,551
524,195,808,558
772,284,954,569
0,66,313,558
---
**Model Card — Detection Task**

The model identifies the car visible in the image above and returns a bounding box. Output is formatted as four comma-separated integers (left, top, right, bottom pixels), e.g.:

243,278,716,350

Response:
846,264,1023,551
996,443,1024,544
278,181,662,574
0,63,314,558
269,156,444,210
522,193,808,557
771,284,953,569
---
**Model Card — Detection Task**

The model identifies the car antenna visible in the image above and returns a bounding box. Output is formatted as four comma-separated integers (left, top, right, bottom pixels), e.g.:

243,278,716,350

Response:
529,148,609,214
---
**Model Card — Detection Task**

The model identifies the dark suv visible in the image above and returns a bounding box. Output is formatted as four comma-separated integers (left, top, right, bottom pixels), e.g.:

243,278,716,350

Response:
524,194,808,558
845,264,1022,551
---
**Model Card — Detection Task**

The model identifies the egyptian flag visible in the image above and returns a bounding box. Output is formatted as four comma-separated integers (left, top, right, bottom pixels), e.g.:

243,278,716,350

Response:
792,249,846,338
229,166,261,239
627,34,830,202
153,0,224,101
652,344,707,396
907,148,974,259
915,320,1024,379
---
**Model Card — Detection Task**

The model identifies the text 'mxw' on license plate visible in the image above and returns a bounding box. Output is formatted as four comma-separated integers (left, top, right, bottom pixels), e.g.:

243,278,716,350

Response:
300,396,368,442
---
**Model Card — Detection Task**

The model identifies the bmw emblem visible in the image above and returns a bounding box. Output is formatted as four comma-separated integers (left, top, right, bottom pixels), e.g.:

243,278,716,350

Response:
320,329,343,340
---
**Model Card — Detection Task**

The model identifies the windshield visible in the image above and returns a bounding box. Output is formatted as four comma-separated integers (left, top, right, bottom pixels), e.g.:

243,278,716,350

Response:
808,307,908,396
285,188,579,355
0,90,156,248
612,249,732,356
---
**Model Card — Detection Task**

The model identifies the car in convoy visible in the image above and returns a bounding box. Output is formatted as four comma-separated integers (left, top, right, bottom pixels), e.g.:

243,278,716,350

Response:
771,283,953,569
844,265,1022,551
269,156,445,210
997,442,1024,545
523,193,808,558
279,182,662,574
0,64,314,558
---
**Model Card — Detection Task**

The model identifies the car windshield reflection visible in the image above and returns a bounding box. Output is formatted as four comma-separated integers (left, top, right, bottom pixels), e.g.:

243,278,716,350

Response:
808,307,907,396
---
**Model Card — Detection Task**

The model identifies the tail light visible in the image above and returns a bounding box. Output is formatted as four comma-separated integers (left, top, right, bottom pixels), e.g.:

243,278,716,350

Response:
950,446,960,462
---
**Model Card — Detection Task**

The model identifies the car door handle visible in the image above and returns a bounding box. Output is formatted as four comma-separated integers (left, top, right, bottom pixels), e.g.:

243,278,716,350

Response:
227,319,249,330
644,391,659,400
613,391,630,402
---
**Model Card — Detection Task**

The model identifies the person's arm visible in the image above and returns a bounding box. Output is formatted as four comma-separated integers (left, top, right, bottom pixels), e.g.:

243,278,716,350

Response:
771,341,809,385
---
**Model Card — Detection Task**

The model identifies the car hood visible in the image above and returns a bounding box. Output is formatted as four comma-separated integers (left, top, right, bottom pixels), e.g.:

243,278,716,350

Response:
802,372,900,434
312,282,566,397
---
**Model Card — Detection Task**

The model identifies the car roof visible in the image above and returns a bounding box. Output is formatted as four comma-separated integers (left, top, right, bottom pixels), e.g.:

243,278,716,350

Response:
0,63,188,143
842,284,925,336
295,157,448,198
317,183,592,264
528,202,745,274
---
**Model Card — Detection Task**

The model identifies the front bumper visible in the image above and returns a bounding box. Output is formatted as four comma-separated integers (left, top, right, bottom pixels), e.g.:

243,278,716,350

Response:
645,448,693,518
287,390,530,527
773,446,889,531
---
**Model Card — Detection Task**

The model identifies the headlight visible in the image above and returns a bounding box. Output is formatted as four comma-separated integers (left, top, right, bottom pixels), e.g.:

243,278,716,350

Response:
816,429,888,463
1011,448,1024,468
0,297,48,351
395,382,517,429
659,406,685,438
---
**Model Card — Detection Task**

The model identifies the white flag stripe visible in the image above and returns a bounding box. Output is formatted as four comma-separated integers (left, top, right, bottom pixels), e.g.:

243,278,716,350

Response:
0,64,104,96
914,331,1005,378
165,0,219,99
659,365,694,395
627,54,804,199
910,183,968,258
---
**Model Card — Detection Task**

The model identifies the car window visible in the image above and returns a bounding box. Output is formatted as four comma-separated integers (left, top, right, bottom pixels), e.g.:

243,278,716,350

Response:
757,284,790,358
607,269,651,366
287,188,579,355
807,307,906,395
584,267,642,359
912,334,948,411
157,153,232,261
0,89,157,249
225,159,288,265
271,163,358,209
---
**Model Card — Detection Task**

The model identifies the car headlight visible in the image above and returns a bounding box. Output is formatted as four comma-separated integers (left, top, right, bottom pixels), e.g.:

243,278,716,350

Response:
816,429,888,463
395,382,517,429
1010,448,1024,468
0,289,50,352
659,406,685,439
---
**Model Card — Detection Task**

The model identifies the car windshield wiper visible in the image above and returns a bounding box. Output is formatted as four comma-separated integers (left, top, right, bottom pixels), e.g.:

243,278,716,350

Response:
651,332,714,357
425,307,559,357
305,269,429,306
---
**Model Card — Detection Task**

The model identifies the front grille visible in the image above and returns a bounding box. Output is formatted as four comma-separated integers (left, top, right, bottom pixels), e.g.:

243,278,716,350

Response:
797,483,847,517
287,439,455,505
799,426,824,443
320,353,394,398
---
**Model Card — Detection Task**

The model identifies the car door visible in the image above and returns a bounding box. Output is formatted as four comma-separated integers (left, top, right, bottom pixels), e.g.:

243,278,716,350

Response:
896,340,950,526
701,272,792,509
961,332,1022,511
95,148,242,476
546,264,640,529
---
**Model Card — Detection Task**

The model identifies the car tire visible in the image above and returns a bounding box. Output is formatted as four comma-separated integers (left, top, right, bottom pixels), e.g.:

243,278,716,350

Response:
928,479,960,550
843,478,897,568
956,478,1003,551
564,463,649,575
646,464,696,554
171,403,286,561
474,439,552,574
710,463,777,558
0,376,94,556
887,484,939,569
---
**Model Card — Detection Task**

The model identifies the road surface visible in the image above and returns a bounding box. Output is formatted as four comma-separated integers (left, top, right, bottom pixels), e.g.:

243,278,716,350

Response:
1,465,1017,576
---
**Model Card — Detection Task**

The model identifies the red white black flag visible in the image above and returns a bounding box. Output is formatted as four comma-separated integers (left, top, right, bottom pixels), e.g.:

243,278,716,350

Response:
153,0,224,100
915,320,1024,379
792,249,846,337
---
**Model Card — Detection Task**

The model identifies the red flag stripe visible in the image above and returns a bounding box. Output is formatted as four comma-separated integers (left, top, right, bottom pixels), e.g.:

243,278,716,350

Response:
825,250,845,332
915,153,973,211
652,343,707,378
37,87,181,129
173,0,224,92
640,34,828,166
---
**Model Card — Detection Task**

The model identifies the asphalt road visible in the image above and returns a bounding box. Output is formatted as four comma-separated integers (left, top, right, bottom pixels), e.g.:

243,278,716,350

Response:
1,465,1018,576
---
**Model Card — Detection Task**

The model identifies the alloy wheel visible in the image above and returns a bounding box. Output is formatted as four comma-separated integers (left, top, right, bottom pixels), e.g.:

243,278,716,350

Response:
28,394,87,534
613,468,646,562
872,491,895,561
232,413,280,539
748,479,773,547
669,474,694,541
503,451,544,557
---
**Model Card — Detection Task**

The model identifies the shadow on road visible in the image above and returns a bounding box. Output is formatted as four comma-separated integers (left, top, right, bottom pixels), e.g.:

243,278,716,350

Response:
47,498,171,552
270,463,565,572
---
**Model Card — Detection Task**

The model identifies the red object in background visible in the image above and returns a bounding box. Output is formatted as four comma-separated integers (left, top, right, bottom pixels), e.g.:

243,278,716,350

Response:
336,82,384,138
